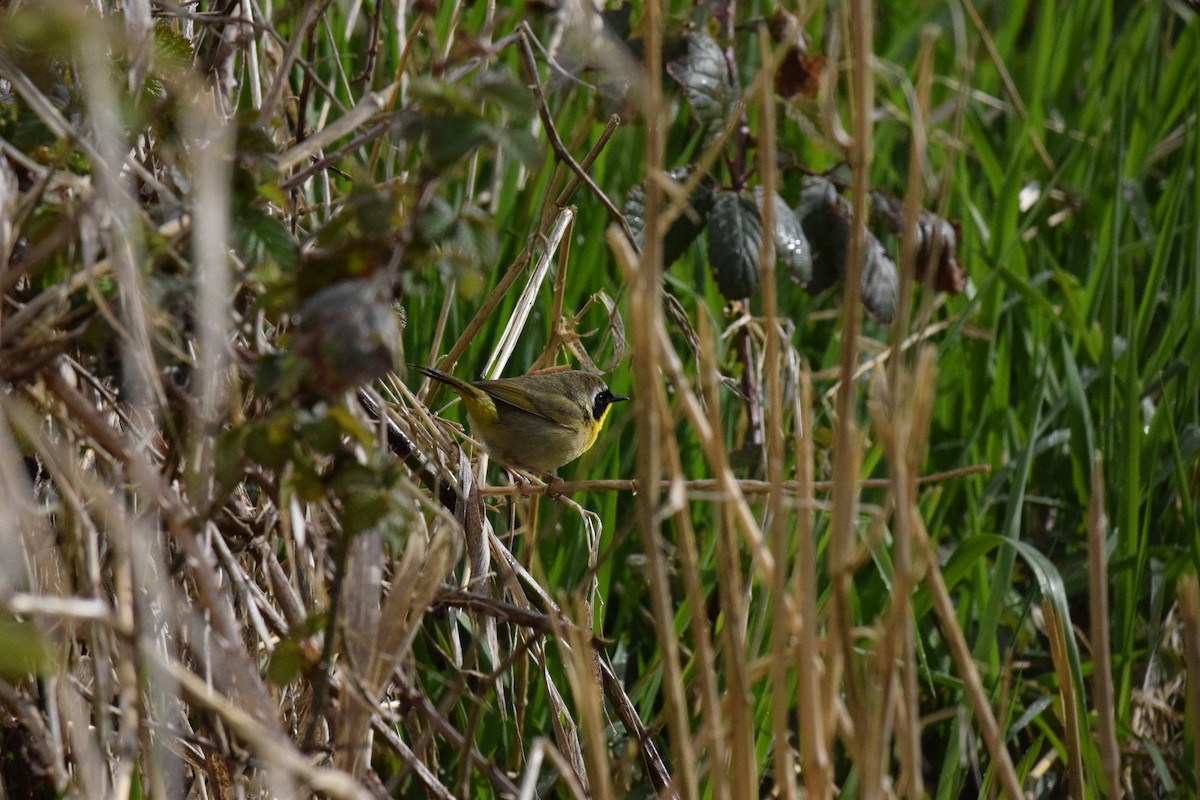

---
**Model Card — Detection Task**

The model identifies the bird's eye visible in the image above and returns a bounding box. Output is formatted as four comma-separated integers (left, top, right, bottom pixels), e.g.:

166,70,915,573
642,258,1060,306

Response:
591,389,611,420
590,386,627,420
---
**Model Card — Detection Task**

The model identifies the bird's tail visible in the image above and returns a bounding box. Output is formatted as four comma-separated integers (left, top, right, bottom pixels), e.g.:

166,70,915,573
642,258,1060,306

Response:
413,365,478,397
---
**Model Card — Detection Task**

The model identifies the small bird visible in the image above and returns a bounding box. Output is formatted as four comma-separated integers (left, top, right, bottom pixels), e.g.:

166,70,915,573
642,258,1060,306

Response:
415,366,628,475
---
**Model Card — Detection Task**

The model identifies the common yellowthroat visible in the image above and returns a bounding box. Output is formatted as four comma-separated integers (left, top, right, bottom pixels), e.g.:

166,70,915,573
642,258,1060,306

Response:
416,367,628,473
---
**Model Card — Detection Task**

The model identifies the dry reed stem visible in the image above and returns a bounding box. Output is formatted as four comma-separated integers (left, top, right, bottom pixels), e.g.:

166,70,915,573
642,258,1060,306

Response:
699,313,756,796
793,367,834,798
884,25,939,799
611,1,693,788
557,597,615,800
660,432,727,797
335,519,459,777
484,207,574,379
827,0,875,759
756,23,799,800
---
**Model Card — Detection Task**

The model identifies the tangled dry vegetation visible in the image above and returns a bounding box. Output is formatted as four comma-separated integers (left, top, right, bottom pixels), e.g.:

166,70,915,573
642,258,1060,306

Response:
3,0,1199,798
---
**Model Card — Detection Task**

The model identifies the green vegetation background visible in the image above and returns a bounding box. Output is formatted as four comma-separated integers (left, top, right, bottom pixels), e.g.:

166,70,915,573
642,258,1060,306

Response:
0,0,1197,798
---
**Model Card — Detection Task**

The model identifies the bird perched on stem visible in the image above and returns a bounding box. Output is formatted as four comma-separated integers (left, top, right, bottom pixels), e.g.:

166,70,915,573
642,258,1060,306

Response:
415,366,627,478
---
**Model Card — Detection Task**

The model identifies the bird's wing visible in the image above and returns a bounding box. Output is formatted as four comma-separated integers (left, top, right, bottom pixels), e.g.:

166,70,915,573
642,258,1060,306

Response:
478,380,577,428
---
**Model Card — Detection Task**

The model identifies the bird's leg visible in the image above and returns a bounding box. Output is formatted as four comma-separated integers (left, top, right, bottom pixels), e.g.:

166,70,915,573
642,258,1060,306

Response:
508,463,563,498
501,466,530,492
542,473,565,499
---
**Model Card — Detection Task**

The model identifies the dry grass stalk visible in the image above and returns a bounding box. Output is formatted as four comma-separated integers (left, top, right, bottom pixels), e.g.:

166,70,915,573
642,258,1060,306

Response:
914,514,1025,799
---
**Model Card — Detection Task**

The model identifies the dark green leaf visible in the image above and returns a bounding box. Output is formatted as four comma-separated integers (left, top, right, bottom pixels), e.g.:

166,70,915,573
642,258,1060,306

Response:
671,32,734,133
624,166,715,266
425,115,490,170
487,127,543,168
245,410,298,471
236,207,298,273
756,187,812,286
796,176,849,293
474,69,535,116
707,191,762,300
861,234,898,323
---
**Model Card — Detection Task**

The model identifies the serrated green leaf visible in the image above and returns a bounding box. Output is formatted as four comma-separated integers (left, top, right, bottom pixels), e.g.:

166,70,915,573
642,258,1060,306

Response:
474,69,535,116
487,127,543,168
861,234,898,323
425,115,489,170
624,166,714,266
153,20,194,71
756,187,812,286
707,191,762,300
236,207,298,272
673,32,733,133
796,176,848,293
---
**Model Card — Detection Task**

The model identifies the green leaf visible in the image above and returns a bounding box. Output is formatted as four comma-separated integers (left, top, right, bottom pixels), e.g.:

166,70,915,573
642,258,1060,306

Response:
152,20,194,72
266,638,307,686
342,490,391,536
861,235,898,323
756,187,812,286
487,126,543,168
245,410,298,471
707,190,762,300
624,166,714,266
474,69,535,116
671,32,734,133
425,114,490,171
213,427,247,501
236,207,298,273
796,176,849,293
0,618,59,679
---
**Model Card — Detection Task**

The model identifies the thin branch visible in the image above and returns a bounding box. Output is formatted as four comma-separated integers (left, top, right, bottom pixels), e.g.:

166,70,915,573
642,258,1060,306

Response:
516,28,638,249
156,654,372,800
477,464,991,498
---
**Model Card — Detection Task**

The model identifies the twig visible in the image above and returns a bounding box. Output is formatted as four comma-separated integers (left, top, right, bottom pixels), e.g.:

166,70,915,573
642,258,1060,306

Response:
155,653,372,800
431,585,605,646
553,114,622,209
516,29,638,248
379,680,522,798
597,654,674,794
478,464,991,498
